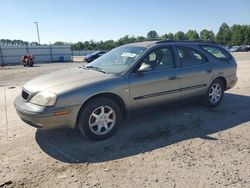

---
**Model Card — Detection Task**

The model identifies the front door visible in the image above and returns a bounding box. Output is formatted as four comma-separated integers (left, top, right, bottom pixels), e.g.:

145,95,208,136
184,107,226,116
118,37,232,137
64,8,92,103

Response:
129,46,181,109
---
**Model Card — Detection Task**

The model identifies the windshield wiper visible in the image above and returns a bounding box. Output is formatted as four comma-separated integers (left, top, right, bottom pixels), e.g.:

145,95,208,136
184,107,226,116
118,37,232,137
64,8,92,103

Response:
85,66,108,74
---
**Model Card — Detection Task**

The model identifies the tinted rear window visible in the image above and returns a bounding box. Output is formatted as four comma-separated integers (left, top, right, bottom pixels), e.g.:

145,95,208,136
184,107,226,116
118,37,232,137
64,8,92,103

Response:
201,45,231,60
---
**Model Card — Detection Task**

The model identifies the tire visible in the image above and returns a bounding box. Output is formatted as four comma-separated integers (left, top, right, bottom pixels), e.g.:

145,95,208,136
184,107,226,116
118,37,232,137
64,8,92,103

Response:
204,79,224,107
77,97,121,141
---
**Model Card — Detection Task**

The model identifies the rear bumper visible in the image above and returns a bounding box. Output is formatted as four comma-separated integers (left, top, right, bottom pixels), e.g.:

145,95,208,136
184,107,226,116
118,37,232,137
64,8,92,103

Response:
14,95,81,129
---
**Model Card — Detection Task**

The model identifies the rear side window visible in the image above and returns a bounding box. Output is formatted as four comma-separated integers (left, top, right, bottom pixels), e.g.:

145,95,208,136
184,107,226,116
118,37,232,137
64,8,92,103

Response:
176,46,208,67
201,45,231,60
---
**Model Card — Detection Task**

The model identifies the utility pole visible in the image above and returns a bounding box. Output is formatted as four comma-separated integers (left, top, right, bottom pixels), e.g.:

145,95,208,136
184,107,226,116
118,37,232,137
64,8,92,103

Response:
33,22,41,44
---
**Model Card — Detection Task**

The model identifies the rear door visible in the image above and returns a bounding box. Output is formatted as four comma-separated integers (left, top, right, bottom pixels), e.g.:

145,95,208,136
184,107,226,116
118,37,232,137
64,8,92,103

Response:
175,45,213,99
129,46,181,109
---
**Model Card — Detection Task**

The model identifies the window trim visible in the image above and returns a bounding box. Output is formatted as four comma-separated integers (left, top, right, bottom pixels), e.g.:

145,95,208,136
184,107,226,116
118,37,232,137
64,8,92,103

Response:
199,45,232,61
174,45,209,68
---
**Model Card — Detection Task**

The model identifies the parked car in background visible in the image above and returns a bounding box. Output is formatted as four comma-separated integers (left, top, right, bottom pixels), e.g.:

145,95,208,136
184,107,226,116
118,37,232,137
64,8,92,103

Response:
223,46,231,51
84,50,106,63
241,45,250,52
229,46,241,52
14,40,238,140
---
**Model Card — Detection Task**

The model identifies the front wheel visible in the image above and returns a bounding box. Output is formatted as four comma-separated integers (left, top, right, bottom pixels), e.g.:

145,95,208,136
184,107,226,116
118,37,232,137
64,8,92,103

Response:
204,79,224,107
77,97,121,141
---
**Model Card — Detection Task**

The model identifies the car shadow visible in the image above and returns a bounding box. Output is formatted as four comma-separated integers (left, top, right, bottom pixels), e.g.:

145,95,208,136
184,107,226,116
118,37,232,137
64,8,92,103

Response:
35,93,250,163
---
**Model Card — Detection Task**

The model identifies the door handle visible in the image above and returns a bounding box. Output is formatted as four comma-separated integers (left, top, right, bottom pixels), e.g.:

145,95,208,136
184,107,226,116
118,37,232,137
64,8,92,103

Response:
169,75,178,80
206,69,212,73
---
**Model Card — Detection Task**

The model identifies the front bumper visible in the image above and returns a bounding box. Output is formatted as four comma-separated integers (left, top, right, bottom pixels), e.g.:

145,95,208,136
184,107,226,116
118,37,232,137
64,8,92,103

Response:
14,95,81,129
226,75,238,90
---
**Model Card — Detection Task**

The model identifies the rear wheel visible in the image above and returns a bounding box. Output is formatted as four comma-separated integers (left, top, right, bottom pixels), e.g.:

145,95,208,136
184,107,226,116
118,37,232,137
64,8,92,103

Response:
204,79,224,107
77,97,121,140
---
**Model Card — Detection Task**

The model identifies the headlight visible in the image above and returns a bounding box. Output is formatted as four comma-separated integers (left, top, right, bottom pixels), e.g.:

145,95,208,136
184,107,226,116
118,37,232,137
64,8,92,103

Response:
29,91,57,106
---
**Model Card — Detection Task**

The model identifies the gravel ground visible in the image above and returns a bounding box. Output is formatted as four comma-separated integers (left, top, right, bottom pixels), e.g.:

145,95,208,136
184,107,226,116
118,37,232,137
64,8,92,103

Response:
0,53,250,188
0,62,82,86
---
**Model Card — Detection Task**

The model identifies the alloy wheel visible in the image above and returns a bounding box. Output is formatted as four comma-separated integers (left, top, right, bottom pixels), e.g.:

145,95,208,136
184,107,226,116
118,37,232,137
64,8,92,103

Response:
88,106,116,135
208,83,222,104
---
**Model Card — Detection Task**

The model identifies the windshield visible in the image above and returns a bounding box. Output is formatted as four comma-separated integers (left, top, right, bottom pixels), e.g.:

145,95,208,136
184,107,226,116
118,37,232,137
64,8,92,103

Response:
86,46,146,74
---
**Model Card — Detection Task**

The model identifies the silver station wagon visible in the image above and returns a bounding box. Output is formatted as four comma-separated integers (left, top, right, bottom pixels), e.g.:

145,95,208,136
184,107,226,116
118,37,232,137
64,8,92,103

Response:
14,40,238,140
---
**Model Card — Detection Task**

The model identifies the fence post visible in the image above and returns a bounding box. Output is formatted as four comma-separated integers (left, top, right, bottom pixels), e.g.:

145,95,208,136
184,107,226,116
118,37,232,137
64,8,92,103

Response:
71,45,74,62
0,46,4,67
50,45,53,63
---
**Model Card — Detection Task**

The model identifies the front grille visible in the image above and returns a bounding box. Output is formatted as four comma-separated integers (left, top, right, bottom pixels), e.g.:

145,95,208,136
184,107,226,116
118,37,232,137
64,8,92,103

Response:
21,90,29,100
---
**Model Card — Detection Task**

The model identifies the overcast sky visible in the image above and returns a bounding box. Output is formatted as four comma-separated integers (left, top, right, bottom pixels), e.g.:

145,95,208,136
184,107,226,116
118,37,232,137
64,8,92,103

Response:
1,0,250,44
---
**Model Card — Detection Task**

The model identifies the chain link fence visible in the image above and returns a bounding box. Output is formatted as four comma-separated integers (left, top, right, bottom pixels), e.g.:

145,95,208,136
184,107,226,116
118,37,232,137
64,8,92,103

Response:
72,50,96,56
0,45,72,67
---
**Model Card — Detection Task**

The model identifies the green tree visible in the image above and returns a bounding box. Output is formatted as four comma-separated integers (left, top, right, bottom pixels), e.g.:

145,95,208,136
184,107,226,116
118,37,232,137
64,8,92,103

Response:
147,30,159,39
216,23,232,45
118,35,130,45
69,23,250,51
54,41,65,45
71,41,84,50
83,41,90,50
168,33,174,40
136,36,146,42
160,33,169,40
104,40,116,50
186,30,199,40
129,36,137,43
231,24,245,46
174,31,186,40
200,29,215,41
89,40,97,50
242,25,250,44
0,39,32,46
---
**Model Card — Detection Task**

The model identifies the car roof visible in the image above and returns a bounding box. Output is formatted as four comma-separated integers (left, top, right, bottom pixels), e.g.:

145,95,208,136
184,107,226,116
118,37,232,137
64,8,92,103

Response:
124,40,218,49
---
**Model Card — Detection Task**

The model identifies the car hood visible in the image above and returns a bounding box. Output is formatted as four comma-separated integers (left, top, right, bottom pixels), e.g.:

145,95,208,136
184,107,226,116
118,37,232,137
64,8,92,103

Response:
23,67,113,94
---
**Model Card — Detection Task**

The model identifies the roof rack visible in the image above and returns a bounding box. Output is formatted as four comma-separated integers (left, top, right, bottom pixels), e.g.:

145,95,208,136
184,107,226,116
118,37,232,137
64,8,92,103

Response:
156,39,173,43
143,38,160,42
156,40,217,44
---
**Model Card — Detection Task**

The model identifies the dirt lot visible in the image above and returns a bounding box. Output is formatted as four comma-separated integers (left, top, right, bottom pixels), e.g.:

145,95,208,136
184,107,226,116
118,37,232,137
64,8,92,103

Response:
0,53,250,188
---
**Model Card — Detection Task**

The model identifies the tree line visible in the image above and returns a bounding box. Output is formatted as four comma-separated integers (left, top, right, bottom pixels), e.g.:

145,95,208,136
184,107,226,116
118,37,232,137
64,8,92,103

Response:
1,23,249,50
69,23,250,51
0,39,39,46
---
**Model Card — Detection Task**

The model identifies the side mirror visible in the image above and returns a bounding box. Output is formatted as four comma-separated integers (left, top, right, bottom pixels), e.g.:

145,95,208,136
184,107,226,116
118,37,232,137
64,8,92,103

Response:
137,63,152,73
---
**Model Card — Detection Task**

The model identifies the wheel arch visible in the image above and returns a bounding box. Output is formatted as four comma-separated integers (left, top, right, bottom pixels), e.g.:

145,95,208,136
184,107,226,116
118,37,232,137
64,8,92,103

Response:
76,92,127,127
214,76,227,90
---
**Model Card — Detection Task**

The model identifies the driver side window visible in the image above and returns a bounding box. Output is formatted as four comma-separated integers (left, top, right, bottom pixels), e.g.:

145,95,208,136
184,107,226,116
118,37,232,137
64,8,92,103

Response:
140,47,175,71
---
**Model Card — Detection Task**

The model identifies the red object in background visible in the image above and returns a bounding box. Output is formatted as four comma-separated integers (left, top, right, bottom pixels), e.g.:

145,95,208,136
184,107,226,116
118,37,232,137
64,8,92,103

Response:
21,54,34,67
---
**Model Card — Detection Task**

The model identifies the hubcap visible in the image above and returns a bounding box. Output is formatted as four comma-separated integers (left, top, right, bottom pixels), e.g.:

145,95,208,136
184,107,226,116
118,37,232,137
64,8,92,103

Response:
209,83,222,104
89,106,116,135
